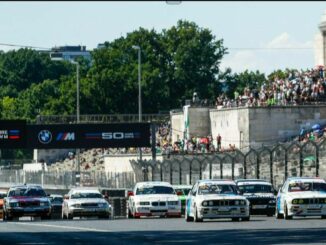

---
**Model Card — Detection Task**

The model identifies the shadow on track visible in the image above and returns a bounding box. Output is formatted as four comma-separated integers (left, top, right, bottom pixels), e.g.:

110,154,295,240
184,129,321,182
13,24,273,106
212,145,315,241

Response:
0,228,325,245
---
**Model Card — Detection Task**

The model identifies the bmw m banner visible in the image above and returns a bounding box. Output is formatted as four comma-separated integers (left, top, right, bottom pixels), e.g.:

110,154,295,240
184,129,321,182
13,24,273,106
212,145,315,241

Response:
0,120,27,148
26,123,151,149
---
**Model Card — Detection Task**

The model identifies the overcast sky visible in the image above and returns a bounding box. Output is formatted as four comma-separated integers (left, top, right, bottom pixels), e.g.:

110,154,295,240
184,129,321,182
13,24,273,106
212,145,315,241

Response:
0,1,326,74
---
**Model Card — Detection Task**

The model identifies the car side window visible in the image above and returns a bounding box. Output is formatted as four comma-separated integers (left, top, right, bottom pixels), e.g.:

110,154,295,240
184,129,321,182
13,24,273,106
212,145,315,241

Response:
281,181,287,193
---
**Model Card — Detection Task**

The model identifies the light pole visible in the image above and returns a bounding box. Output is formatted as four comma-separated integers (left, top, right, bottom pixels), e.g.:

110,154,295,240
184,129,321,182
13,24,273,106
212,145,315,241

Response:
132,45,142,162
50,54,80,178
70,61,81,175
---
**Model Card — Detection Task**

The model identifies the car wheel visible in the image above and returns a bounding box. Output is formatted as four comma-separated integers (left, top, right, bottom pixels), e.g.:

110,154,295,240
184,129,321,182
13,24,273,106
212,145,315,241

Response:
99,214,110,219
194,207,203,222
185,211,194,222
4,211,12,221
41,215,51,220
232,217,240,222
242,216,250,221
275,206,284,219
67,213,73,220
321,215,326,219
128,209,133,219
267,212,274,217
284,205,293,220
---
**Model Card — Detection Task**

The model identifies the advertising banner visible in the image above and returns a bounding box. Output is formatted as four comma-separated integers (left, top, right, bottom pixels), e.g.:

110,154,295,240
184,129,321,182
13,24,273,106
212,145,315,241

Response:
0,120,27,149
26,123,151,149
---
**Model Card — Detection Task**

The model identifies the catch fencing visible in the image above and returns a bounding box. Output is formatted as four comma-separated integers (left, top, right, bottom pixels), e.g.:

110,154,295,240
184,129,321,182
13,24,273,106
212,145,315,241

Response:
131,140,326,189
0,170,136,190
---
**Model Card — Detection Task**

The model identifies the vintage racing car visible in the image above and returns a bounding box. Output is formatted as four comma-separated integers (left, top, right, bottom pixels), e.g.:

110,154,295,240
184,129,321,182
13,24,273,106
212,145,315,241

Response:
62,187,112,219
275,177,326,219
128,181,181,218
236,179,276,216
185,179,250,222
3,185,51,220
173,185,192,215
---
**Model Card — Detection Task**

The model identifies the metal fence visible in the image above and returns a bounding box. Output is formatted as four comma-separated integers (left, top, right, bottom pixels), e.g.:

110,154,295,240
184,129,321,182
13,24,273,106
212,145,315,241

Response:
0,170,136,189
131,140,326,189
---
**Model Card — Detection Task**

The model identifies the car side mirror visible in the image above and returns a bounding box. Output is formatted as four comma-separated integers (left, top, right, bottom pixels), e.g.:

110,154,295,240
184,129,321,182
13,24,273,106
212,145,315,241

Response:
64,194,69,200
127,191,134,197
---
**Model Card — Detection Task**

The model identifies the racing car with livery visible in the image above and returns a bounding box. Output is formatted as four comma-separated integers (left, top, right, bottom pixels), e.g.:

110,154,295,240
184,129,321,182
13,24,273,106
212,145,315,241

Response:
185,179,250,222
275,177,326,219
128,181,181,218
173,185,192,215
3,184,51,220
235,179,276,216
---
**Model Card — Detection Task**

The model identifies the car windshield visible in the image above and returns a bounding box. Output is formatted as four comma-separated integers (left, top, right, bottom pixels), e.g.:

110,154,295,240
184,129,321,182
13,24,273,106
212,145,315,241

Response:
288,182,326,192
50,197,63,203
198,183,237,195
136,186,175,195
8,188,46,197
71,192,102,199
238,184,272,194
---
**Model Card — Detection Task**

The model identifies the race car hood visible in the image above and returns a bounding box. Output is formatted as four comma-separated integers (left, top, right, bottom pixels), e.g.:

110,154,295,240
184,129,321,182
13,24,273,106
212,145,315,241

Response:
67,198,108,205
285,191,326,200
243,193,275,199
133,194,178,202
195,194,247,202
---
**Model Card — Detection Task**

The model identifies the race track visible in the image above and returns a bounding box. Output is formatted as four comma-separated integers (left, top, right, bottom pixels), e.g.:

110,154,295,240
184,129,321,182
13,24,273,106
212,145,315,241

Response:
0,216,325,245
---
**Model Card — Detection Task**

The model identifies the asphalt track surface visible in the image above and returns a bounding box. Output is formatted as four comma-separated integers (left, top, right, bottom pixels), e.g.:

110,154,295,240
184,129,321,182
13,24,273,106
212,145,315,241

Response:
0,216,325,245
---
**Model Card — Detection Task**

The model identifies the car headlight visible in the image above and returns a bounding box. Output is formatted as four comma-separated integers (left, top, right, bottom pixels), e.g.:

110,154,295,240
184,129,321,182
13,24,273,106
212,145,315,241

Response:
292,199,298,204
137,201,150,206
241,200,247,205
269,199,276,204
208,201,214,206
9,202,19,207
98,203,108,208
298,199,304,204
168,201,179,206
71,203,81,208
235,200,239,205
202,201,208,206
40,201,50,207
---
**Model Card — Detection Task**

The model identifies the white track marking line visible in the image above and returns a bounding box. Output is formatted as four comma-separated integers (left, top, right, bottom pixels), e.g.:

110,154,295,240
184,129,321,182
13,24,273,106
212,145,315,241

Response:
9,222,112,232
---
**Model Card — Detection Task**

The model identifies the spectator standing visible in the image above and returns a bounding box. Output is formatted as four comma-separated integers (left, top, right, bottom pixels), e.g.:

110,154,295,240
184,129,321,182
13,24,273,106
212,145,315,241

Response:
217,134,222,151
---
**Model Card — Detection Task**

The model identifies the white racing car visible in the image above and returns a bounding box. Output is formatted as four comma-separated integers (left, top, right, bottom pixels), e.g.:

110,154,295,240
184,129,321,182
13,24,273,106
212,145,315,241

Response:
128,181,181,218
275,177,326,219
185,179,250,222
62,187,112,219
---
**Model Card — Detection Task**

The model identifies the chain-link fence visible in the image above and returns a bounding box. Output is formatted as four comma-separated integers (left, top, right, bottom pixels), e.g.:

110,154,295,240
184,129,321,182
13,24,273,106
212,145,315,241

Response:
131,140,326,189
0,170,136,189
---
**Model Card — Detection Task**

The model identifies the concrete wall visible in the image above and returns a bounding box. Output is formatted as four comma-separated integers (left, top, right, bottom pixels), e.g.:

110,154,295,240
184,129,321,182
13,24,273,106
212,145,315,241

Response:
210,105,326,150
171,107,211,143
104,154,163,173
170,111,184,144
248,106,326,148
210,108,249,149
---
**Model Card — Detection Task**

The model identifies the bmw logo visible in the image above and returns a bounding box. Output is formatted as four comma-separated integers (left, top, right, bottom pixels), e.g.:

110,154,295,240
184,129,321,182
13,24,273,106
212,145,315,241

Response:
38,130,52,144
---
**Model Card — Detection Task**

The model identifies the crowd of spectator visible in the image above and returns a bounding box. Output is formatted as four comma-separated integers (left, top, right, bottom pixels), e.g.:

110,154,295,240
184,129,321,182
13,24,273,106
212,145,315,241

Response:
216,67,326,109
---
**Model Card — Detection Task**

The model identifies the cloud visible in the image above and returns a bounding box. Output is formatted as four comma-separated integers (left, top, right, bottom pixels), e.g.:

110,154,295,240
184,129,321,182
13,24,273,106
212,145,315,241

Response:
221,32,314,74
265,32,312,49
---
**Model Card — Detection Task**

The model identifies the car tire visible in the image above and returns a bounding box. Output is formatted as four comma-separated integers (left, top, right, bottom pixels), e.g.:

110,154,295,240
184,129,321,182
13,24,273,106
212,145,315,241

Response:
185,211,194,222
242,216,250,221
284,205,293,220
267,213,274,217
99,214,110,219
128,209,133,219
275,206,284,219
232,217,240,222
41,215,51,220
67,213,73,220
321,215,326,219
194,207,203,222
4,211,12,221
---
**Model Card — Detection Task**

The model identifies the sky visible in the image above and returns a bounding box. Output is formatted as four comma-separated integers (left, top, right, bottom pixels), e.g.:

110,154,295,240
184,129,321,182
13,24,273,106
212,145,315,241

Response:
0,1,326,74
